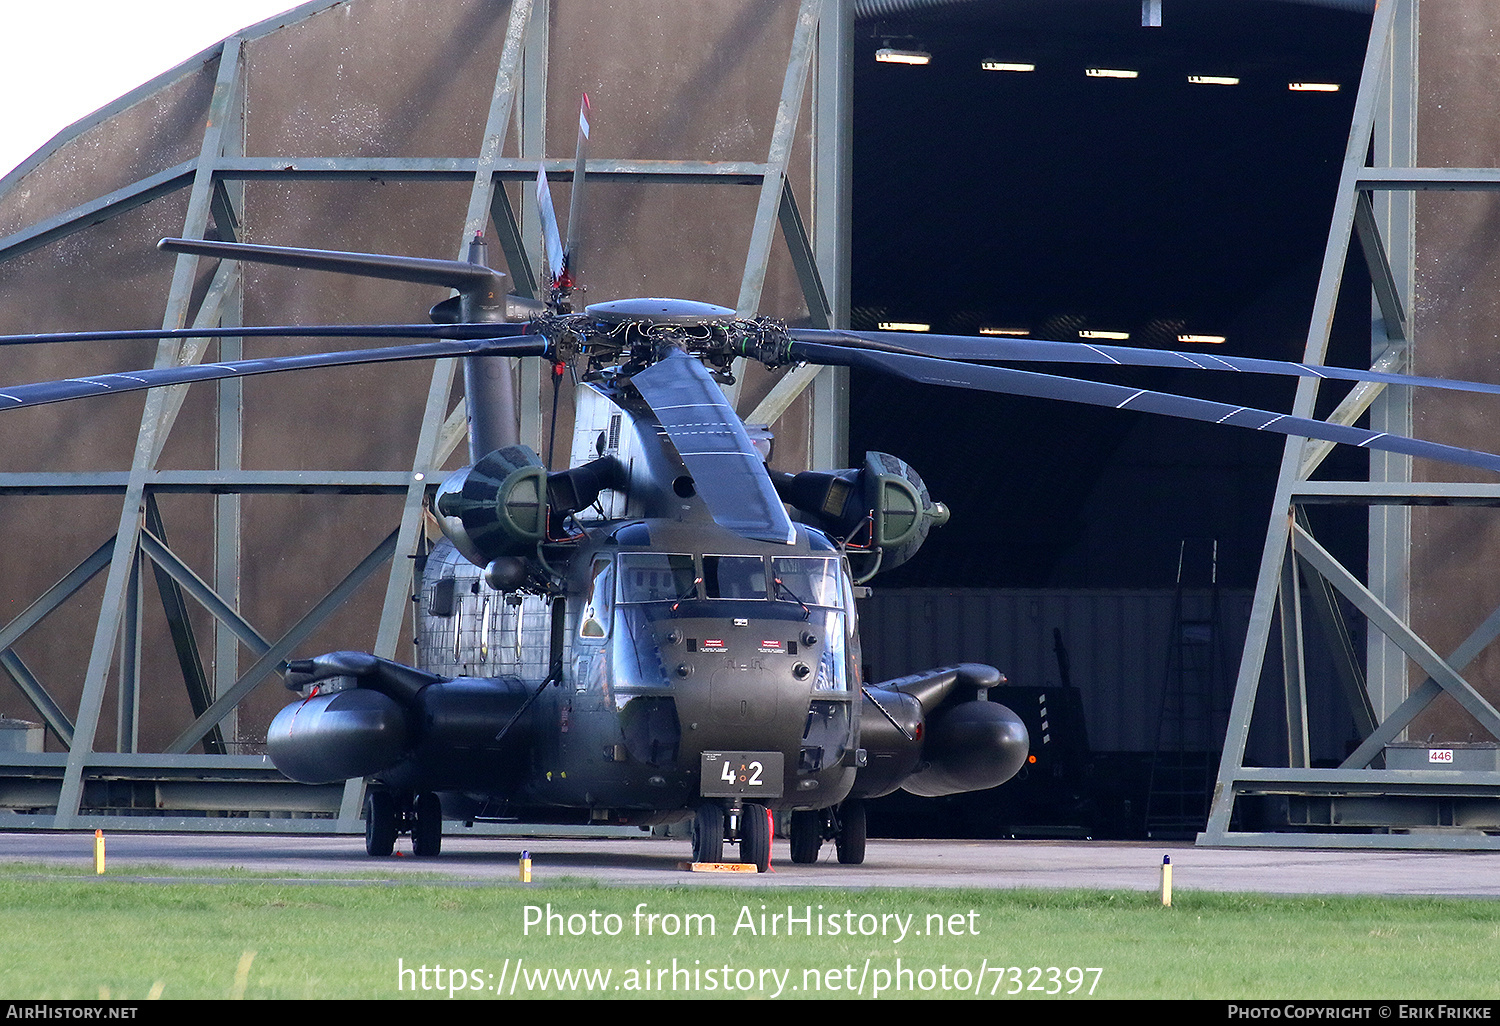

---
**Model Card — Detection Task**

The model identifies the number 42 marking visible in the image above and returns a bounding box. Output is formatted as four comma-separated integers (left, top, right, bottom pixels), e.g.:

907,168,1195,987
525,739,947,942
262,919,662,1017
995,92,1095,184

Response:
722,760,763,786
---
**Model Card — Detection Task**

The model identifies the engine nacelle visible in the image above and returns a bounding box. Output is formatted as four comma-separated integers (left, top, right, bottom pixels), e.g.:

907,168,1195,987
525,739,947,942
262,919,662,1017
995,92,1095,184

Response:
434,446,548,567
772,452,948,579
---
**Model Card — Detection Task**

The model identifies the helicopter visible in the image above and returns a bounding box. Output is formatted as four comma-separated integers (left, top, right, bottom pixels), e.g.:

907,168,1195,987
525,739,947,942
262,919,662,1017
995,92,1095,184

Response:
7,100,1500,871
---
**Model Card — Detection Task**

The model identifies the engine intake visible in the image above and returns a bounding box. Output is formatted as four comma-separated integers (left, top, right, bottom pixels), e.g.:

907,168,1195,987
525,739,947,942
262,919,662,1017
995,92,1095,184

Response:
434,446,548,567
772,452,948,579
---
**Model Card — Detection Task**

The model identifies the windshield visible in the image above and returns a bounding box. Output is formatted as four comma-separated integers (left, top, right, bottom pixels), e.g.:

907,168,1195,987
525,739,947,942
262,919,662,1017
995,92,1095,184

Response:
771,556,841,608
617,553,697,603
615,552,848,610
703,555,768,599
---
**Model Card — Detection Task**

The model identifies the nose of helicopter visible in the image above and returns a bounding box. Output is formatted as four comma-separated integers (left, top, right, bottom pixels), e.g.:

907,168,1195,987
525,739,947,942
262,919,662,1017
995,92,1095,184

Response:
655,615,854,805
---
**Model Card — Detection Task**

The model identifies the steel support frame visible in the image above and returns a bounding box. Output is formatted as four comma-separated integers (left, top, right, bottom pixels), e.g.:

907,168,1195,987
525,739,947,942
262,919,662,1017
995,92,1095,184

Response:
1203,0,1500,850
0,0,848,832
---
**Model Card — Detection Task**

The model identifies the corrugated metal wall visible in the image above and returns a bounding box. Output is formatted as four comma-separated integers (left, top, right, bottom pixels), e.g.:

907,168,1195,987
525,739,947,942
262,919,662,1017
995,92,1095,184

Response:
858,587,1358,762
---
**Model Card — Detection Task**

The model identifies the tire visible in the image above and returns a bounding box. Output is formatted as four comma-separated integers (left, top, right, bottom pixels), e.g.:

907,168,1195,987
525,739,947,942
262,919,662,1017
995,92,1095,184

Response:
740,803,772,873
789,810,823,864
835,799,866,865
691,802,724,863
412,791,443,857
364,790,396,857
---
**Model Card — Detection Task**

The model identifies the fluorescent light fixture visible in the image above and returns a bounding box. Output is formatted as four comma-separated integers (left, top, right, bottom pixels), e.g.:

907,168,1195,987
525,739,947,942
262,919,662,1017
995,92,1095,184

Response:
878,321,931,332
982,61,1035,73
1289,81,1340,92
1178,334,1227,344
1080,329,1130,340
980,327,1031,336
1086,68,1138,79
1188,75,1239,86
876,48,931,66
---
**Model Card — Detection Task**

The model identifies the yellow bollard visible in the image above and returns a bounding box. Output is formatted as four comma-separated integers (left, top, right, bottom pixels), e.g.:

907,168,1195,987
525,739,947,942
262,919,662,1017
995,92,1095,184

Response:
1160,855,1172,906
519,850,532,883
94,829,104,875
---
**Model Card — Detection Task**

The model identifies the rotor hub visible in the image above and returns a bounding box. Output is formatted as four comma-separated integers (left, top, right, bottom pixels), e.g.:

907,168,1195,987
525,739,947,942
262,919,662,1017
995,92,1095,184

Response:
584,297,736,326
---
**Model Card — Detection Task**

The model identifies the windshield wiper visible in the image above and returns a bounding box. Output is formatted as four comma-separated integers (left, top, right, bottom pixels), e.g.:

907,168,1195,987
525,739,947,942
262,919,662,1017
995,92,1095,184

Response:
772,577,811,619
670,576,703,612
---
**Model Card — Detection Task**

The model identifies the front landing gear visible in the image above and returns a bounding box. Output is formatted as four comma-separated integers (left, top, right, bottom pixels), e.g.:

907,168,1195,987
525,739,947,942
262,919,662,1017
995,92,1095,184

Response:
691,802,724,863
739,803,771,873
364,789,443,857
691,802,771,872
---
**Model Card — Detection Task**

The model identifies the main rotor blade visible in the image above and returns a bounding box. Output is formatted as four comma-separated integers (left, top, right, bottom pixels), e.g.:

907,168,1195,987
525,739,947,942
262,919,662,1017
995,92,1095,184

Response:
0,322,538,347
790,340,1500,477
0,336,548,413
536,168,564,285
789,328,1500,399
562,93,591,284
158,238,505,292
632,350,797,545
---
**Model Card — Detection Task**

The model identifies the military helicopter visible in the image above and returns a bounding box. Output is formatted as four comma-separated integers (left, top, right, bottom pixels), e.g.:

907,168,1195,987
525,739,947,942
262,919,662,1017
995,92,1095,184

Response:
7,99,1500,871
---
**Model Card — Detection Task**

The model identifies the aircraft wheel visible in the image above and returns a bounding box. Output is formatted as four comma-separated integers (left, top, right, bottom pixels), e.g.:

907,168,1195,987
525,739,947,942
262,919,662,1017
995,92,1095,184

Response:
740,803,772,873
412,791,443,857
690,803,724,863
364,790,397,857
789,810,823,864
835,799,866,866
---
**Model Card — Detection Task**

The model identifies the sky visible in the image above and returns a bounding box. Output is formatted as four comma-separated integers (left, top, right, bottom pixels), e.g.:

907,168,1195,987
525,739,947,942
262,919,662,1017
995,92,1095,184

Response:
0,1,307,179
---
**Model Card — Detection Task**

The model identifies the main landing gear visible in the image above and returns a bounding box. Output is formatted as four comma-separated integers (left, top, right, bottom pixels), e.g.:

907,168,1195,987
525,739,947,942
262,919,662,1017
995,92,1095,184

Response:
364,788,444,856
788,800,866,865
692,799,865,871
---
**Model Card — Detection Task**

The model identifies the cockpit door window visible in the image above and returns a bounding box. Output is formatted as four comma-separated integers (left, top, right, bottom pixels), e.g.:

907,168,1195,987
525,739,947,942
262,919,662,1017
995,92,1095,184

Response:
579,556,614,640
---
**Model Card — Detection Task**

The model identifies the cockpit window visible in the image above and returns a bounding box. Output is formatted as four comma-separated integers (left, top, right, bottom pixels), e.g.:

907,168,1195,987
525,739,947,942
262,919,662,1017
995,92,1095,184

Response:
618,553,697,603
703,555,768,599
771,557,840,608
579,556,614,640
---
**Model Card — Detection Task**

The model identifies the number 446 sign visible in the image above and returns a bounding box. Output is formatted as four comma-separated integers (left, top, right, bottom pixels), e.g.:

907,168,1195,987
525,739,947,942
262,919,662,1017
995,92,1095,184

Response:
701,751,785,797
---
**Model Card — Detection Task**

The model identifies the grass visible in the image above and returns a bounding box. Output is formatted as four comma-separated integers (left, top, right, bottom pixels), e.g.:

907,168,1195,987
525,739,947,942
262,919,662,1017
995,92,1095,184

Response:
2,871,1498,999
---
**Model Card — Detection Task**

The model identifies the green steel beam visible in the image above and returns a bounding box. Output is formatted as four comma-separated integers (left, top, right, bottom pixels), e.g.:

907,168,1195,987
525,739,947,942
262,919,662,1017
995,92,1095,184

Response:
0,650,74,748
0,471,419,494
736,0,824,319
166,528,399,754
1206,0,1399,843
1339,599,1500,770
1290,521,1500,741
0,161,196,261
57,39,248,825
142,498,225,755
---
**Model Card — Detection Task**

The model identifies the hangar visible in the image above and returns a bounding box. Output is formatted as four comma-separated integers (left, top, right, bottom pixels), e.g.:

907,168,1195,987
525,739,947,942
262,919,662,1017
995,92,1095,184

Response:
1,0,1497,848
